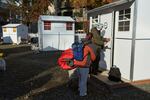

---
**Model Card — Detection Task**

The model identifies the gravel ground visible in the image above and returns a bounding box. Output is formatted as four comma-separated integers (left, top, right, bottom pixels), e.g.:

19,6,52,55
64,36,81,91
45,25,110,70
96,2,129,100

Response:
0,50,150,100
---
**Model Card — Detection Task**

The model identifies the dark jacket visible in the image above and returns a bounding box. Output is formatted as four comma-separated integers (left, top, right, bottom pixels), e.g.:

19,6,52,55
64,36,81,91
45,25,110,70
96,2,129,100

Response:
91,27,104,50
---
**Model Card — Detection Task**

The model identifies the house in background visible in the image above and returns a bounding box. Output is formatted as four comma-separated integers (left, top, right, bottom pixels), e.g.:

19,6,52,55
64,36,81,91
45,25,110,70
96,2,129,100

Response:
38,15,75,51
88,0,150,81
2,24,28,44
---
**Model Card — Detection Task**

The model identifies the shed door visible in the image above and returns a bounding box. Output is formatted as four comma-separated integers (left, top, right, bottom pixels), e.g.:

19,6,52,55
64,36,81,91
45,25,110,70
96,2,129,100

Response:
114,6,134,80
99,13,113,70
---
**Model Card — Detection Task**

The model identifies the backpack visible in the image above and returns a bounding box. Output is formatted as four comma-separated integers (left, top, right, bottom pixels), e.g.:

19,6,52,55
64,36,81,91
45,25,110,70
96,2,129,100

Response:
108,66,121,82
72,42,84,61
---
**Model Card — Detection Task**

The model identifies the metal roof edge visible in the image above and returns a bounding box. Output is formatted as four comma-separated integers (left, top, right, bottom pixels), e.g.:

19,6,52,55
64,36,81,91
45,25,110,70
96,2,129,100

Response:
88,0,134,14
2,24,22,27
39,15,75,22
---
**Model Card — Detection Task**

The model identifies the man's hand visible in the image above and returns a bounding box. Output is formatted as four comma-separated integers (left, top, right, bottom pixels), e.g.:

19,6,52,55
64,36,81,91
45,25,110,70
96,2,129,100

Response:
103,38,110,46
106,38,110,42
66,59,74,67
103,38,110,42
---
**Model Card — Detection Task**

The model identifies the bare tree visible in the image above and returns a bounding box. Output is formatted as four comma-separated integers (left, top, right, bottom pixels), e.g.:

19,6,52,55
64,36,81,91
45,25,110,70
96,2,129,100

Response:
6,0,55,24
70,0,110,32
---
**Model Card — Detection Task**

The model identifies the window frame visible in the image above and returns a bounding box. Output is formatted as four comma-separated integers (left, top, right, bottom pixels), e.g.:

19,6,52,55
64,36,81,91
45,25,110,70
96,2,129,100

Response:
66,22,73,30
13,27,17,32
118,8,131,32
44,21,51,30
3,27,7,32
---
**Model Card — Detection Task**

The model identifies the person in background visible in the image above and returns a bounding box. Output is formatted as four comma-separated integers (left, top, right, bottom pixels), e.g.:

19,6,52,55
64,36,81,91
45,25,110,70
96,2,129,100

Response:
0,51,6,71
90,27,110,75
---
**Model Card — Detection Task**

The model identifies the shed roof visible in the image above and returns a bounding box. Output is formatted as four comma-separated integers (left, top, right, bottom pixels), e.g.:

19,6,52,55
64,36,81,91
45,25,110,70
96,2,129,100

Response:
39,15,74,22
2,24,22,28
88,0,134,14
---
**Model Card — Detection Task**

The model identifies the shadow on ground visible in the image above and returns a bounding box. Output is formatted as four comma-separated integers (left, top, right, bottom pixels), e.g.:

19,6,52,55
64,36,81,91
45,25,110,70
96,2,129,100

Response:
0,51,68,99
0,50,149,100
18,80,150,100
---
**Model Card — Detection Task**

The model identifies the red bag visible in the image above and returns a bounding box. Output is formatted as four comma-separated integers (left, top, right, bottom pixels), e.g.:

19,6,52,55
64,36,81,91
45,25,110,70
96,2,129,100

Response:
58,49,76,70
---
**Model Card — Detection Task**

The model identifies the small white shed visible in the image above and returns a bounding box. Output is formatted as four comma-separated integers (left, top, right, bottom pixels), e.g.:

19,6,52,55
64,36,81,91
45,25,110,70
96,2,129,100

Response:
88,0,150,81
38,15,75,51
2,24,28,44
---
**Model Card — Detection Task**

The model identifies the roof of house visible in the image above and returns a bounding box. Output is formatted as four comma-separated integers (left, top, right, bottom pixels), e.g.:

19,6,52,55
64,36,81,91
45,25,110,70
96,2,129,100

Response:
39,15,74,22
2,24,22,28
88,0,134,14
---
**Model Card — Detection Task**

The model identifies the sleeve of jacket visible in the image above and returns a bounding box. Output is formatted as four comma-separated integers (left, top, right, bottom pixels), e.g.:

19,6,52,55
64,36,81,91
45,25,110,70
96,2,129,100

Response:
74,55,91,67
86,45,96,61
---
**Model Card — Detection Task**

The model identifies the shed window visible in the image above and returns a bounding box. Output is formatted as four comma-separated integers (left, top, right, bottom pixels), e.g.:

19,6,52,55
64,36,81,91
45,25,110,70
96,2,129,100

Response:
118,8,131,31
3,28,7,32
66,22,73,30
92,16,99,28
44,21,51,30
92,16,98,23
13,27,17,32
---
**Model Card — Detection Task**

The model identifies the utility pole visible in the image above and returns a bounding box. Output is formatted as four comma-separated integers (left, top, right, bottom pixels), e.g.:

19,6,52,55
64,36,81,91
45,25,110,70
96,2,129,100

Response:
9,10,12,23
54,0,64,15
54,0,58,15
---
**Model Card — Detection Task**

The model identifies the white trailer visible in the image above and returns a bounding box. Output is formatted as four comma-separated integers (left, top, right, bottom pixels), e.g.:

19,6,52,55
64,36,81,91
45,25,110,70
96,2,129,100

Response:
38,15,75,51
88,0,150,81
2,24,28,44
